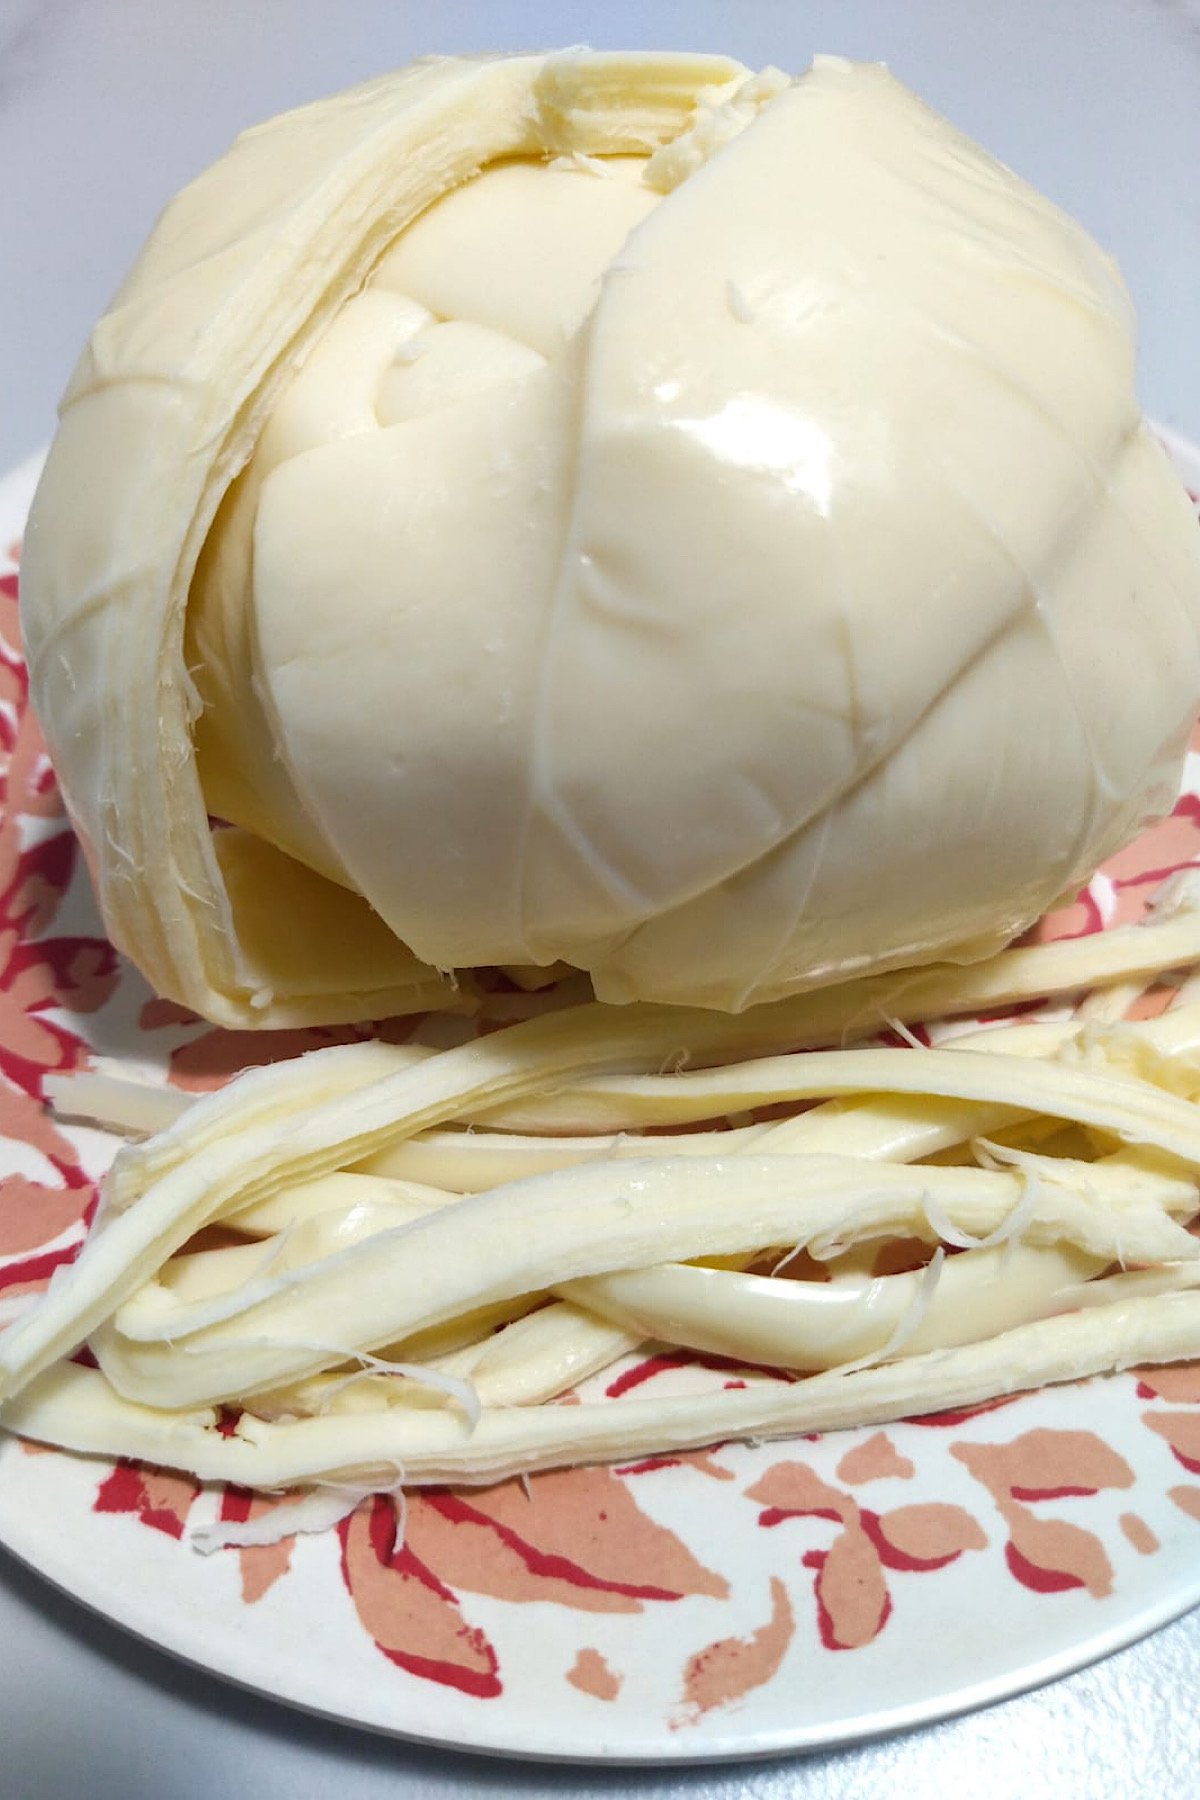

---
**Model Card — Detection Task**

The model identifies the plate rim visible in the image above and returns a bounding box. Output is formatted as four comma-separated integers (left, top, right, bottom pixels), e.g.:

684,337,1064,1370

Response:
2,1434,1200,1765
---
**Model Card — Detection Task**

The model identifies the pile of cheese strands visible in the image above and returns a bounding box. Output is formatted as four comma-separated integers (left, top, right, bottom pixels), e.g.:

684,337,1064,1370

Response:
9,888,1200,1508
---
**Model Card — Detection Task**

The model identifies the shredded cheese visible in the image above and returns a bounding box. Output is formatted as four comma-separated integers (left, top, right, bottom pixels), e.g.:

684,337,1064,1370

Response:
8,917,1200,1527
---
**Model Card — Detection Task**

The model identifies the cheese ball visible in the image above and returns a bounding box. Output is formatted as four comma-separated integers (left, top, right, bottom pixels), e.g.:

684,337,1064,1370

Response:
21,52,1200,1023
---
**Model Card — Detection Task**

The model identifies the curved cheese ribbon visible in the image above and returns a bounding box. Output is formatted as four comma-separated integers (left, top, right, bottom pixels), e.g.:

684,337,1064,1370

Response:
9,1293,1200,1490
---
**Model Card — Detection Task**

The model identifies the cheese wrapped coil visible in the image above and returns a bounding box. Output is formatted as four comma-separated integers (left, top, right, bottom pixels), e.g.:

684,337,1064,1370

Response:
19,51,1200,1028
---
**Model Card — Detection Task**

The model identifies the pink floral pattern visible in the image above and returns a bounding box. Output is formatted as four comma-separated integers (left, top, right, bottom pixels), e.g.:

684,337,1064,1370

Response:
745,1459,986,1650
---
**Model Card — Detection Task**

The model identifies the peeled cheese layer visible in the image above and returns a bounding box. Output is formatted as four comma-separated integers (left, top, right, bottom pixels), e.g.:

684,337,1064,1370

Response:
21,51,1200,1025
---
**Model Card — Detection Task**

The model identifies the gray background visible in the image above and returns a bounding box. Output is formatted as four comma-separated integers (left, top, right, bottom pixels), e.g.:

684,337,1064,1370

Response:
2,1,1199,1794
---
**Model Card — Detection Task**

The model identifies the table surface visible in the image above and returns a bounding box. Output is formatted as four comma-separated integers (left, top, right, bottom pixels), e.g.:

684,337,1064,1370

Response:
3,2,1200,1794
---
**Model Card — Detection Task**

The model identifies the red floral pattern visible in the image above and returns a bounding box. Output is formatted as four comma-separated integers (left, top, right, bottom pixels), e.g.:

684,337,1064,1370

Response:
94,1461,199,1541
745,1459,986,1650
340,1497,503,1699
0,565,116,1305
951,1431,1134,1598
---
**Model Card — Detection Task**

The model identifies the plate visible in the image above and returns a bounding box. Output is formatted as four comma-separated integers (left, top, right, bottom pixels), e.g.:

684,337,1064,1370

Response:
1,442,1200,1764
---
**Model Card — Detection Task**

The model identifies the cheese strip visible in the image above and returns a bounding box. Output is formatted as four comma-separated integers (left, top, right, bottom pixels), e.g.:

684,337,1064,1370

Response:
9,983,1200,1406
11,1291,1200,1487
90,1155,1194,1407
427,1303,641,1408
562,1242,1103,1368
474,1041,1200,1147
43,914,1200,1172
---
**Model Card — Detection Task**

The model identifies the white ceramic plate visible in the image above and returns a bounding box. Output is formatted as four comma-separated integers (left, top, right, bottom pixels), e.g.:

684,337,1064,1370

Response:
1,444,1200,1763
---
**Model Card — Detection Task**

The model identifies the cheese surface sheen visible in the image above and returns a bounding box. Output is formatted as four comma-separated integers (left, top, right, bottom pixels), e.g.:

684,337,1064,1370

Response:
22,51,1200,1023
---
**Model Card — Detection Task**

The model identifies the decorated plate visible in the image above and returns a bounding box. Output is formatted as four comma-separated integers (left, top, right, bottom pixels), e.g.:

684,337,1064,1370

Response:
1,442,1200,1764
